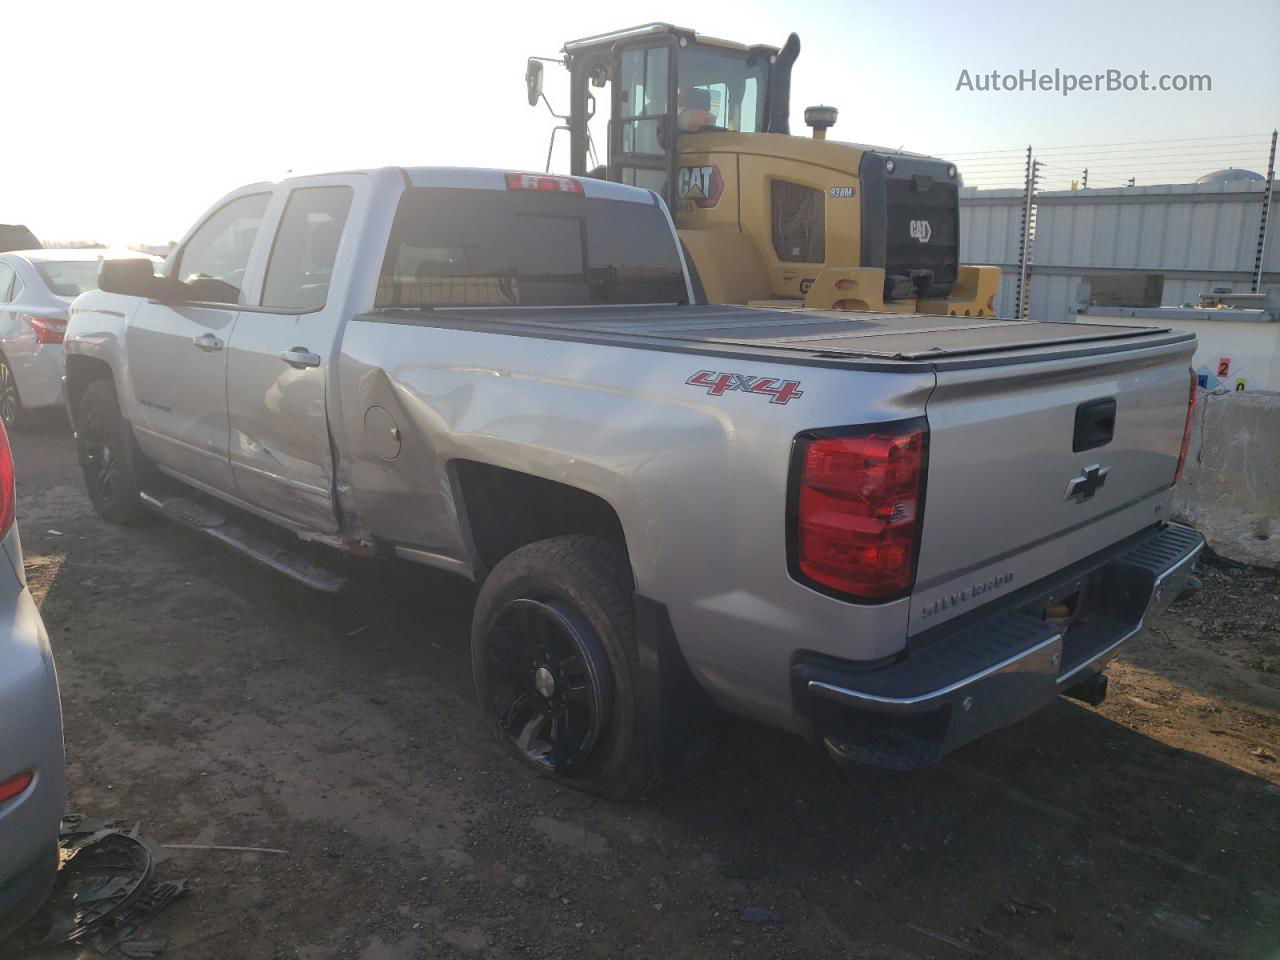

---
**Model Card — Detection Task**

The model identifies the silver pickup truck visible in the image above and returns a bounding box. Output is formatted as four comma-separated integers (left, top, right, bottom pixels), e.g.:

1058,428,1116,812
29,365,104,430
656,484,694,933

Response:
64,167,1204,797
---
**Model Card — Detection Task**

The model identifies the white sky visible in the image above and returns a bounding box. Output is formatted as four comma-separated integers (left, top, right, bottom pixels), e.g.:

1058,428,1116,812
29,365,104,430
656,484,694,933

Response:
7,0,1278,244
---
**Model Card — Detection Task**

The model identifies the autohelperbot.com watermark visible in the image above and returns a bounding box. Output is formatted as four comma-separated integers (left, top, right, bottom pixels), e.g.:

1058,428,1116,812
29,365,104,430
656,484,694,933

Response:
956,68,1212,96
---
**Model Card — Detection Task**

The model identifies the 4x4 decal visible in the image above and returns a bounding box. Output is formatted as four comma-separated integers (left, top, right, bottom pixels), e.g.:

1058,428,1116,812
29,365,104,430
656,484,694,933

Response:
686,370,804,405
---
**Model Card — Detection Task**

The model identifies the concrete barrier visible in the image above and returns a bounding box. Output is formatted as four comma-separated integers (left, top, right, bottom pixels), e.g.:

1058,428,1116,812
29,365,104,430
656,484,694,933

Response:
1172,390,1280,569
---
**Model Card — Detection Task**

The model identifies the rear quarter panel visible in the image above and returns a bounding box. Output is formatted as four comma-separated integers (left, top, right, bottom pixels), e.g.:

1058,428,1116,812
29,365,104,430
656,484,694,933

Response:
337,322,934,729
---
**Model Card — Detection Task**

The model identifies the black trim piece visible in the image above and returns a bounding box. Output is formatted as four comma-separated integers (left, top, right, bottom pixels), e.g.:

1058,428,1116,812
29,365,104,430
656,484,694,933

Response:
858,153,887,271
351,309,1196,374
784,417,930,605
634,593,718,778
1073,396,1117,452
765,33,800,135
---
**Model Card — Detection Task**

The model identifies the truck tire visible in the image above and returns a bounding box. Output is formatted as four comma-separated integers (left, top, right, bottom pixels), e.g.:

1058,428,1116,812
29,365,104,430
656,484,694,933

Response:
75,379,149,525
471,535,659,800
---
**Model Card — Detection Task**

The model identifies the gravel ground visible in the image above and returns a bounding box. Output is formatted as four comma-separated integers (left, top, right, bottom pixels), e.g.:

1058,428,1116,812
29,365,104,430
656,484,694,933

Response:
8,419,1279,960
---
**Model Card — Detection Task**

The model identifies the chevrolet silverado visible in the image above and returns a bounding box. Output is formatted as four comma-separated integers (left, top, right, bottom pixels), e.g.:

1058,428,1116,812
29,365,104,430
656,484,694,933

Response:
62,167,1203,797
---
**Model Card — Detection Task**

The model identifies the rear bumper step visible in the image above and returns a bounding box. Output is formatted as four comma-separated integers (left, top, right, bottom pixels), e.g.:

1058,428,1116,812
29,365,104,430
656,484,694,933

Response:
139,492,347,593
794,522,1203,770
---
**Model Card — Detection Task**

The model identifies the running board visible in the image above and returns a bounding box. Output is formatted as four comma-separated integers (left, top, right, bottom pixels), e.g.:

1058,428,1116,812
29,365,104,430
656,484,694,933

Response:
139,491,347,593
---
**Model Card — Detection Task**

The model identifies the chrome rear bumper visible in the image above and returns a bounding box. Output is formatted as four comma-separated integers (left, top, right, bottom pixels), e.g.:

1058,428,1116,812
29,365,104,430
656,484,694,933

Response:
794,522,1205,770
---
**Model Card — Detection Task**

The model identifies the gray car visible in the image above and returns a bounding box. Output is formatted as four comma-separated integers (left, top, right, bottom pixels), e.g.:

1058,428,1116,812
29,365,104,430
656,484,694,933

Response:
0,421,65,939
0,249,154,430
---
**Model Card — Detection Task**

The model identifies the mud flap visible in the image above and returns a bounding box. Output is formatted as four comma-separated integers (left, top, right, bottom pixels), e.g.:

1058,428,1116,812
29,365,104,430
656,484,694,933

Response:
633,594,718,779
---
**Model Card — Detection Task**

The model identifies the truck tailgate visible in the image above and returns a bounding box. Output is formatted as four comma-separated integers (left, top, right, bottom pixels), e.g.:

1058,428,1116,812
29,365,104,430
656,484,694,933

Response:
910,337,1196,637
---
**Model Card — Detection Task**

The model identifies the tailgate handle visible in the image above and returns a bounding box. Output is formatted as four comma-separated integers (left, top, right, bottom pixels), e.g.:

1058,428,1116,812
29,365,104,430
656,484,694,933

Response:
1073,398,1117,452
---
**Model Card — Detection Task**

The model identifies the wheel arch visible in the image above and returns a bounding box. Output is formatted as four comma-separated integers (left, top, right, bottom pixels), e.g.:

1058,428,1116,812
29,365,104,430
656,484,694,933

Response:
63,354,116,429
450,459,632,582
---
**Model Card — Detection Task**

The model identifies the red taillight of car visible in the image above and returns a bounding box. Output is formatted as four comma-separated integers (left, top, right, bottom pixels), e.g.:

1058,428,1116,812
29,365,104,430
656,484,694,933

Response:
23,314,66,345
790,421,928,602
0,419,13,535
0,770,33,804
1172,368,1198,487
505,172,584,194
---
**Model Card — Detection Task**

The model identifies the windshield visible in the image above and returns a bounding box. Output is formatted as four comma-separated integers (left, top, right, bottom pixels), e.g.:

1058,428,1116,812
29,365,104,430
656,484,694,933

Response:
677,44,768,133
36,260,102,297
377,188,688,309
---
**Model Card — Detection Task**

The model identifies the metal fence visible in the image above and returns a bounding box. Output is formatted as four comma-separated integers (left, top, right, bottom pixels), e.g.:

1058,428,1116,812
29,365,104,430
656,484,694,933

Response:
956,132,1279,322
961,178,1280,321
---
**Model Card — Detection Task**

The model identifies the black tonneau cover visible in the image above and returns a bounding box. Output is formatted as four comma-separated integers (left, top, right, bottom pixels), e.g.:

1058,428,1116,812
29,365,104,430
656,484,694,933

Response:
357,303,1194,372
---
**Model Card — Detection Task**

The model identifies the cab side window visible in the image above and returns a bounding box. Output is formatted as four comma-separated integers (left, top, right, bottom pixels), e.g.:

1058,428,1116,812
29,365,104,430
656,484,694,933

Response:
260,186,353,311
174,193,271,305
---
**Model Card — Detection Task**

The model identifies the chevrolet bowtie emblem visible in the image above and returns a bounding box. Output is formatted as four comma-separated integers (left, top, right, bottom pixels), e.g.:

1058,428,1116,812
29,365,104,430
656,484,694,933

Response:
1064,464,1110,503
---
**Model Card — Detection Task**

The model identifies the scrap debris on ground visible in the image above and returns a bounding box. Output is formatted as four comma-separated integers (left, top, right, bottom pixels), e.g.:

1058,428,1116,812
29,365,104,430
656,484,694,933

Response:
0,817,187,958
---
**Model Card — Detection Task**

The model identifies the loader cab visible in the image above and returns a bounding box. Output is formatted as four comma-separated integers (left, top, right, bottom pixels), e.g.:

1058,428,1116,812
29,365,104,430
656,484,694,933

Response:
530,23,990,314
558,23,798,206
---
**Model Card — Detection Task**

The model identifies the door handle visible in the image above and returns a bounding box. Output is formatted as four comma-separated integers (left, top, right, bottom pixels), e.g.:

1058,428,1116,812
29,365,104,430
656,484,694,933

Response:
193,333,224,352
280,348,322,369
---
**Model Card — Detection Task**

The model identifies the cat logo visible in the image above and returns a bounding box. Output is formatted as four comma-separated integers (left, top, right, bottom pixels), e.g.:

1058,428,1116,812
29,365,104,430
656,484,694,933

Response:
909,219,932,243
677,165,723,208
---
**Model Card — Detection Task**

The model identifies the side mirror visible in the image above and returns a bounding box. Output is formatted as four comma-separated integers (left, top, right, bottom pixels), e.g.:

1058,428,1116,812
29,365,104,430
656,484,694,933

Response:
525,59,544,107
98,258,183,302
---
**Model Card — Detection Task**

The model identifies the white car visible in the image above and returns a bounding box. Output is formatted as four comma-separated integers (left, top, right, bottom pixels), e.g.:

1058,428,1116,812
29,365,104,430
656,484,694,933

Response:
0,250,156,430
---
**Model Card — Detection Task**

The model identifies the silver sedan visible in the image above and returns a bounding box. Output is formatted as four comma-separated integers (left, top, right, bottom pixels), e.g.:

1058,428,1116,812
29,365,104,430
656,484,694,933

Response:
0,249,154,430
0,420,64,939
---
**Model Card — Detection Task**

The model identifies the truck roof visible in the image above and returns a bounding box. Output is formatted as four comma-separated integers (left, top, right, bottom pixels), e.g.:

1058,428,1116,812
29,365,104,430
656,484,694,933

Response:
260,166,659,206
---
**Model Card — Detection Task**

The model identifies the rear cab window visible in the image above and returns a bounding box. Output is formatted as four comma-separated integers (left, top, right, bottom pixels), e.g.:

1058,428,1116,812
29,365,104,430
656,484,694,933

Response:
376,186,688,309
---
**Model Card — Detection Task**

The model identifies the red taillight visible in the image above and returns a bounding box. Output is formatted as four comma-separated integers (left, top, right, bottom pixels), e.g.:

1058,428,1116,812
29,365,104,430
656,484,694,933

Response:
0,770,33,804
505,172,584,194
1172,368,1198,487
791,422,928,601
23,314,66,345
0,420,12,535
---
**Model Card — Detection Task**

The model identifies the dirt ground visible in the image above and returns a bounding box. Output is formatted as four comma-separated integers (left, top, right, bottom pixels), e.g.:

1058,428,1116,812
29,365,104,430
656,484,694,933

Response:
8,419,1279,960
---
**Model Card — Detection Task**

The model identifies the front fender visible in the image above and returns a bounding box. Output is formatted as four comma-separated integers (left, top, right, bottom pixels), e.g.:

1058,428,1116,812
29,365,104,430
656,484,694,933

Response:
64,291,144,422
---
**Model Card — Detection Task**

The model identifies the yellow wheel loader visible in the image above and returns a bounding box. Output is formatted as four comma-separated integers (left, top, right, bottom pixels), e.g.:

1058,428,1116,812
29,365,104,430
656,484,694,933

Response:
526,23,999,315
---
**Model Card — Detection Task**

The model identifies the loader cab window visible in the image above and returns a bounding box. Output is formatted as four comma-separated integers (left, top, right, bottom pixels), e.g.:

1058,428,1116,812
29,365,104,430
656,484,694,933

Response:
677,45,767,133
618,45,668,157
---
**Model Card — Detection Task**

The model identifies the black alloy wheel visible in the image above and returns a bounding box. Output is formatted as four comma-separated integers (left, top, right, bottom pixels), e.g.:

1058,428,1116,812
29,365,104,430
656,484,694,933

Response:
483,597,614,774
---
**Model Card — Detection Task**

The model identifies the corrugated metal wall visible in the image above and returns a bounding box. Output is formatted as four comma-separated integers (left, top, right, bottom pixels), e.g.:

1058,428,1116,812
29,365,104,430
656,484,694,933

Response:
960,180,1278,321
